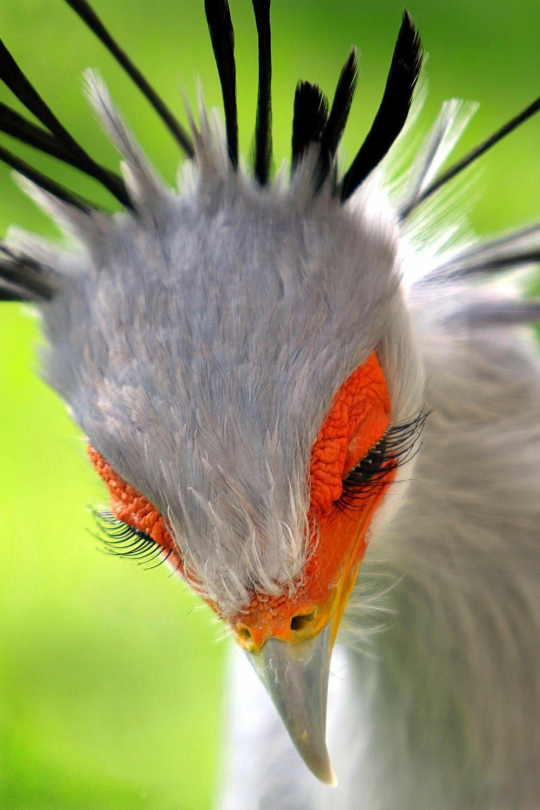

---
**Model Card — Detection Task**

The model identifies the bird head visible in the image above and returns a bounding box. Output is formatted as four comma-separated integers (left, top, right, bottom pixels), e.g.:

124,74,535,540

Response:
69,158,425,781
77,185,425,783
0,0,428,785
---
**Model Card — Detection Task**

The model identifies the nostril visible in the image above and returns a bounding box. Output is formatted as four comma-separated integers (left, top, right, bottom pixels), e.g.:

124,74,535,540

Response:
290,611,316,632
237,626,253,644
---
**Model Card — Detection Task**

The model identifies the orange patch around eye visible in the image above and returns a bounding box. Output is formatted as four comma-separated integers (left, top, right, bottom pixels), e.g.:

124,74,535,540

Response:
232,351,393,650
87,447,182,570
87,352,392,651
309,351,391,514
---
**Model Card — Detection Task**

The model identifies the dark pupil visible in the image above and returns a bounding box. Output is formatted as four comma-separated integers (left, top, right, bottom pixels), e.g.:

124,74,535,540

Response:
348,436,387,482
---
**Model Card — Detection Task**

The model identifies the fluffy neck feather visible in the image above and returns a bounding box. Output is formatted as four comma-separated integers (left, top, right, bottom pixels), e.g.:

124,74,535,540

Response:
335,307,540,809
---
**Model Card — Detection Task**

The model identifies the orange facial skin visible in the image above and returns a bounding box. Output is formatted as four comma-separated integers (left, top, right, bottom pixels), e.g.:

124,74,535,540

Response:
232,352,393,651
88,447,184,574
88,352,393,653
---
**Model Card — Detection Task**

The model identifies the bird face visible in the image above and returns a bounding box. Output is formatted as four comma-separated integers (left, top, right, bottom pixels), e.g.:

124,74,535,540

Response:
0,0,429,786
85,301,406,784
89,351,393,652
28,66,426,779
204,351,394,652
67,186,425,781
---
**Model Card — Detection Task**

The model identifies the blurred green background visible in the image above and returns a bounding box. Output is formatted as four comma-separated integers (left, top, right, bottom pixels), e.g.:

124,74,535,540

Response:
0,1,537,808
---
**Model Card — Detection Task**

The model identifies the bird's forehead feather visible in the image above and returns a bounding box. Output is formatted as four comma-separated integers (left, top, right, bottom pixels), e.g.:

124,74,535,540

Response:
40,173,400,613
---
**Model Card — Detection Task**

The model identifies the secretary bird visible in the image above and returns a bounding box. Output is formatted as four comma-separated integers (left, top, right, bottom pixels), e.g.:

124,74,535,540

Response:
1,1,539,808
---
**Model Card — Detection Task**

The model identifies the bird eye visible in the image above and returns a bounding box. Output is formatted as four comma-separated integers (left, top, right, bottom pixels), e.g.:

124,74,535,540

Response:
87,446,183,574
345,436,388,484
337,412,428,511
92,510,171,569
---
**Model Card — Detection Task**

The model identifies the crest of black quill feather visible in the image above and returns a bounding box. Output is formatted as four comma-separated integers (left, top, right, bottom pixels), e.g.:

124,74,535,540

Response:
0,103,76,165
204,0,239,170
317,47,359,189
0,286,29,302
62,0,194,157
252,0,273,186
0,143,97,212
291,82,329,173
340,11,422,202
0,40,80,149
0,40,130,208
401,96,540,219
0,246,55,302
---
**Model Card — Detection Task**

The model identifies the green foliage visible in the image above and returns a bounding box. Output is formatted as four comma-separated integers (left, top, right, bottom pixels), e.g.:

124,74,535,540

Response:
0,1,537,807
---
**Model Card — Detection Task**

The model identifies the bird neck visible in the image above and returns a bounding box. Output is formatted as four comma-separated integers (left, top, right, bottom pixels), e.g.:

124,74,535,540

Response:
338,324,540,808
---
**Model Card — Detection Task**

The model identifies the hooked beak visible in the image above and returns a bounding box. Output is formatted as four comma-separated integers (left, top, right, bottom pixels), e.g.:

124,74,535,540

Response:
234,472,392,784
246,623,337,786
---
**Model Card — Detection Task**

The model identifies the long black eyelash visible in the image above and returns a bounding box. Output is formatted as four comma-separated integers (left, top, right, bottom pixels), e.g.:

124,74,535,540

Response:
336,410,429,514
90,509,171,570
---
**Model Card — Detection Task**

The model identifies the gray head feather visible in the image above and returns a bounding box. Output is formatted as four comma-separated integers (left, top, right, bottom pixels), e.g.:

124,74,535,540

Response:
11,82,411,615
8,77,533,620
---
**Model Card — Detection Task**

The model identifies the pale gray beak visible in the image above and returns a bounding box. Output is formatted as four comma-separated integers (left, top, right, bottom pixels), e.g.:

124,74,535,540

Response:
246,624,337,786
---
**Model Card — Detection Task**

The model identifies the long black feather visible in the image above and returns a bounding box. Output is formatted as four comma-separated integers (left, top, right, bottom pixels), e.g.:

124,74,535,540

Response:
0,247,55,301
0,41,130,207
291,82,329,173
400,96,540,219
252,0,273,185
0,144,97,212
0,280,37,302
0,103,72,162
0,290,25,301
62,0,194,157
0,267,54,301
463,299,540,326
458,252,540,274
204,0,238,169
341,11,422,202
0,101,131,208
317,47,358,188
431,221,540,279
0,40,82,153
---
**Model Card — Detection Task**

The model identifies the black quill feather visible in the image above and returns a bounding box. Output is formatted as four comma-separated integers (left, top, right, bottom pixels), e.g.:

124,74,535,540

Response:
317,47,359,188
0,287,28,302
204,0,239,169
252,0,273,185
0,40,81,152
0,246,55,301
291,82,329,173
0,40,131,208
62,0,194,157
0,103,74,163
341,11,422,202
401,96,540,219
0,102,130,208
0,143,97,212
0,252,55,302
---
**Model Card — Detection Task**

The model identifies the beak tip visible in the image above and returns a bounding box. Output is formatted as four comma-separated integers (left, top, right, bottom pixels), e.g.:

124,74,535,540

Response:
327,768,339,788
315,764,338,787
304,741,337,786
